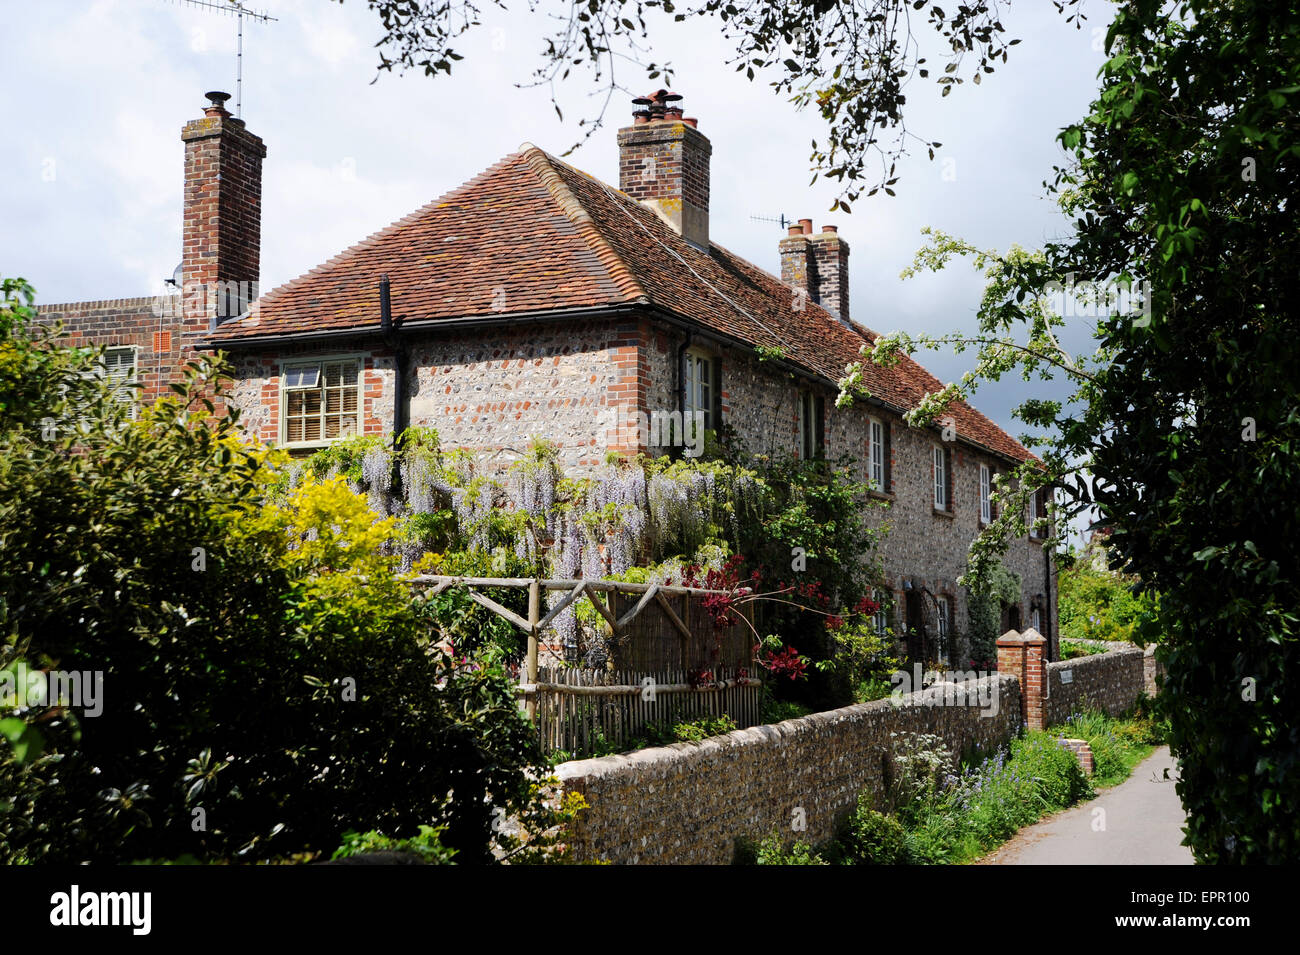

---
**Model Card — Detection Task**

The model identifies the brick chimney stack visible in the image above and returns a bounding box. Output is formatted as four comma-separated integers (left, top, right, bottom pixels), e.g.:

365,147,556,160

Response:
617,90,711,249
180,91,266,340
780,219,851,324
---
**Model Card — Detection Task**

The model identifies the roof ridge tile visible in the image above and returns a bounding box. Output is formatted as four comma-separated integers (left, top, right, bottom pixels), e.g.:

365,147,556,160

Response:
520,147,645,303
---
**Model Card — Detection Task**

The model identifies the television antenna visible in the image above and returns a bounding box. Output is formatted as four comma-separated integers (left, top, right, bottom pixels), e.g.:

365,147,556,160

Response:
750,213,795,230
163,0,277,118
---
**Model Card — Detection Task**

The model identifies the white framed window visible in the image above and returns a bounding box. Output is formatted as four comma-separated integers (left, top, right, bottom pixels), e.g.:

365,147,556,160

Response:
869,417,886,491
1031,607,1043,633
103,346,138,417
933,446,948,510
797,391,825,459
937,596,950,640
871,588,889,638
979,464,992,523
281,358,361,445
1028,486,1039,536
683,347,713,438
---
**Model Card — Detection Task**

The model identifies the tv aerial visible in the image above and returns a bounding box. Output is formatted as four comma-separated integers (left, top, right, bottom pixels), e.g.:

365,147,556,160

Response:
162,0,277,118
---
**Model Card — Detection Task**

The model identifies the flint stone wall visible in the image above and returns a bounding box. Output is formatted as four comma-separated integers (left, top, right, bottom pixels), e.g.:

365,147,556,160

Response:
1045,645,1147,725
640,329,1057,665
555,674,1021,864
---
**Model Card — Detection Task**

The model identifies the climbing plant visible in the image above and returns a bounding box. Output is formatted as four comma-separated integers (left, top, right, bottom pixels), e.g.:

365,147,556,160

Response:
964,563,1020,669
292,434,889,703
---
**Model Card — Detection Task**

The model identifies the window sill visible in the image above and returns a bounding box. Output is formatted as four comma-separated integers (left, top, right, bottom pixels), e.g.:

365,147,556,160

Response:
869,489,895,503
932,507,955,519
280,438,353,452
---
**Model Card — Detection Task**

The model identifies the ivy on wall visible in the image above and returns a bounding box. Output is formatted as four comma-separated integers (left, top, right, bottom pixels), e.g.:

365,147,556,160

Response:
964,563,1020,669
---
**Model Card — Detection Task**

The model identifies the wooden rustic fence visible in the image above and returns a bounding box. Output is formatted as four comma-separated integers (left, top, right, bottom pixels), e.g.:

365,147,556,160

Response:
527,665,763,756
409,575,763,754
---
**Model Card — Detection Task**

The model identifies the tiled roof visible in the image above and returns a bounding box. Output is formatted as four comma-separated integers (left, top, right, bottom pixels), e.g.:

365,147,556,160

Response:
209,147,1030,462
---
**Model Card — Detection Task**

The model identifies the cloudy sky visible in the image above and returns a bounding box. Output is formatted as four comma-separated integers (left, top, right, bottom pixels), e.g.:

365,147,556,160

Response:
2,0,1109,455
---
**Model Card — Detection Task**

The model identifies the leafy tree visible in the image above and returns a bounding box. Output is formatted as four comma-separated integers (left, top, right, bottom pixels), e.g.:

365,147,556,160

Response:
337,0,1085,204
839,0,1300,862
1056,553,1157,645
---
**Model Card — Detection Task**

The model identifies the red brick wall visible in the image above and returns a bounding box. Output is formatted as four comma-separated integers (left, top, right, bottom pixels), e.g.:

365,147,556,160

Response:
35,296,191,404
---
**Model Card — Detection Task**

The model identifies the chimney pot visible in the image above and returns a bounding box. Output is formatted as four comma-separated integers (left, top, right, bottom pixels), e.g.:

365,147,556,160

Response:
781,224,852,324
203,90,232,118
618,91,710,248
682,116,699,128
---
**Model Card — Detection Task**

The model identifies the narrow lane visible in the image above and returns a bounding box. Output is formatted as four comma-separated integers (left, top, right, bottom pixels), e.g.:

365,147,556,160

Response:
980,746,1194,865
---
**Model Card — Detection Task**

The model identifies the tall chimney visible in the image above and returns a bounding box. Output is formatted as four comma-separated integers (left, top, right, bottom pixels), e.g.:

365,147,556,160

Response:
617,90,711,249
780,220,851,324
180,91,266,340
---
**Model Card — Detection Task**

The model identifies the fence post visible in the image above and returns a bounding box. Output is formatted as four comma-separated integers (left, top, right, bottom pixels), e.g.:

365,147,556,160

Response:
997,627,1047,731
526,578,540,722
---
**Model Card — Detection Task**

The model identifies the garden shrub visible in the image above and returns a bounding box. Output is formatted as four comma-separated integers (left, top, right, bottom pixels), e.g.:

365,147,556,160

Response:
332,825,457,865
840,796,908,864
885,732,957,825
964,563,1020,668
665,714,737,743
1056,557,1158,645
0,282,550,864
1056,706,1164,787
758,688,813,725
1058,639,1107,659
1009,732,1092,809
747,832,828,866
